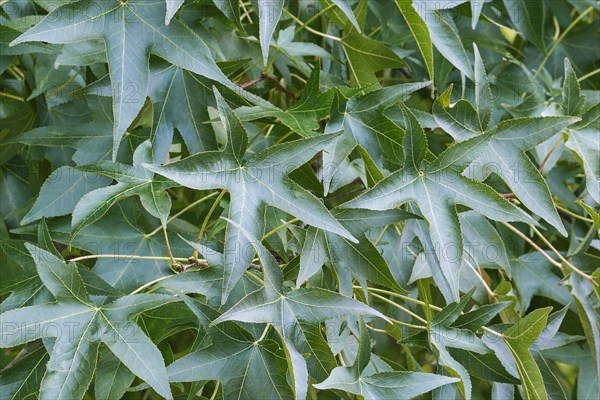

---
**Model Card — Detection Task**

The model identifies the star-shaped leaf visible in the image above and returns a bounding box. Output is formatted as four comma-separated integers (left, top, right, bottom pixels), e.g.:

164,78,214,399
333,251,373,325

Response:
167,297,294,400
73,141,175,239
145,88,356,302
21,167,111,226
0,244,178,400
433,46,578,235
323,81,430,194
212,219,387,399
316,318,459,398
10,0,267,159
344,104,533,302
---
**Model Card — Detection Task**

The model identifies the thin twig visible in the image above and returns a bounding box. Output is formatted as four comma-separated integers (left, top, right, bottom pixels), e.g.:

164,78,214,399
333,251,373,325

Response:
263,218,299,240
238,76,266,89
388,317,427,330
69,254,191,263
538,136,563,172
147,192,219,237
554,203,594,223
194,190,226,258
264,74,299,100
535,7,594,78
500,222,565,272
529,224,596,285
163,226,176,265
368,292,428,324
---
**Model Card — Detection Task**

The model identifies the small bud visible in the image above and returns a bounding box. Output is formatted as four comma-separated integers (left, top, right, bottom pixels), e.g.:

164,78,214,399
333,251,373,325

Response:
171,263,184,273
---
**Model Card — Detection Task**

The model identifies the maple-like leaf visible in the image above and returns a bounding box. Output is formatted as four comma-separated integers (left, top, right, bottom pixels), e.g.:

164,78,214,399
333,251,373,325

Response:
10,0,269,159
0,245,177,400
344,104,534,302
316,318,459,398
145,88,356,302
212,219,388,400
167,297,294,400
433,45,578,235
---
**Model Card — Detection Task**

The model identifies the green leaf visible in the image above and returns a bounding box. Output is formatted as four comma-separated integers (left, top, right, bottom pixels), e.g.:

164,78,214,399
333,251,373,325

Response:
328,0,361,31
341,28,408,87
10,0,264,159
345,105,532,302
434,77,578,234
565,103,600,204
212,219,387,399
510,252,572,311
561,59,585,116
148,63,220,162
165,0,185,24
502,0,546,50
501,307,552,400
72,141,174,239
168,298,294,400
94,349,135,400
395,0,434,83
0,244,178,400
299,208,414,292
21,167,110,225
412,2,473,79
258,0,285,65
50,200,189,292
323,82,430,194
145,88,356,302
452,302,511,331
316,320,459,397
0,341,49,400
235,67,333,138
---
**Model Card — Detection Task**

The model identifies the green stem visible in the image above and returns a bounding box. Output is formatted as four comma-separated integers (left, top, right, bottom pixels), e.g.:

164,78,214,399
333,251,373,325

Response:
555,203,594,223
130,275,173,295
577,68,600,83
529,224,596,284
501,222,565,272
209,381,220,400
368,292,428,324
356,286,442,311
263,218,299,240
0,92,24,102
70,254,190,263
294,3,336,35
163,226,176,265
285,9,342,42
193,190,226,258
388,317,427,330
255,324,271,343
534,7,594,78
147,192,218,237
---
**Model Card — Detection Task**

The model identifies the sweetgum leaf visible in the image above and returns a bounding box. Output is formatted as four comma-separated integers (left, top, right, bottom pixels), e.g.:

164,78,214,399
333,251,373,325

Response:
146,88,355,302
0,245,177,400
10,0,267,159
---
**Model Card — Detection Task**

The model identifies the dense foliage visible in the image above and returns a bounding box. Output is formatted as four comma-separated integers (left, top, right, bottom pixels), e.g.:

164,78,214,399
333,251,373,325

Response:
1,1,599,399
